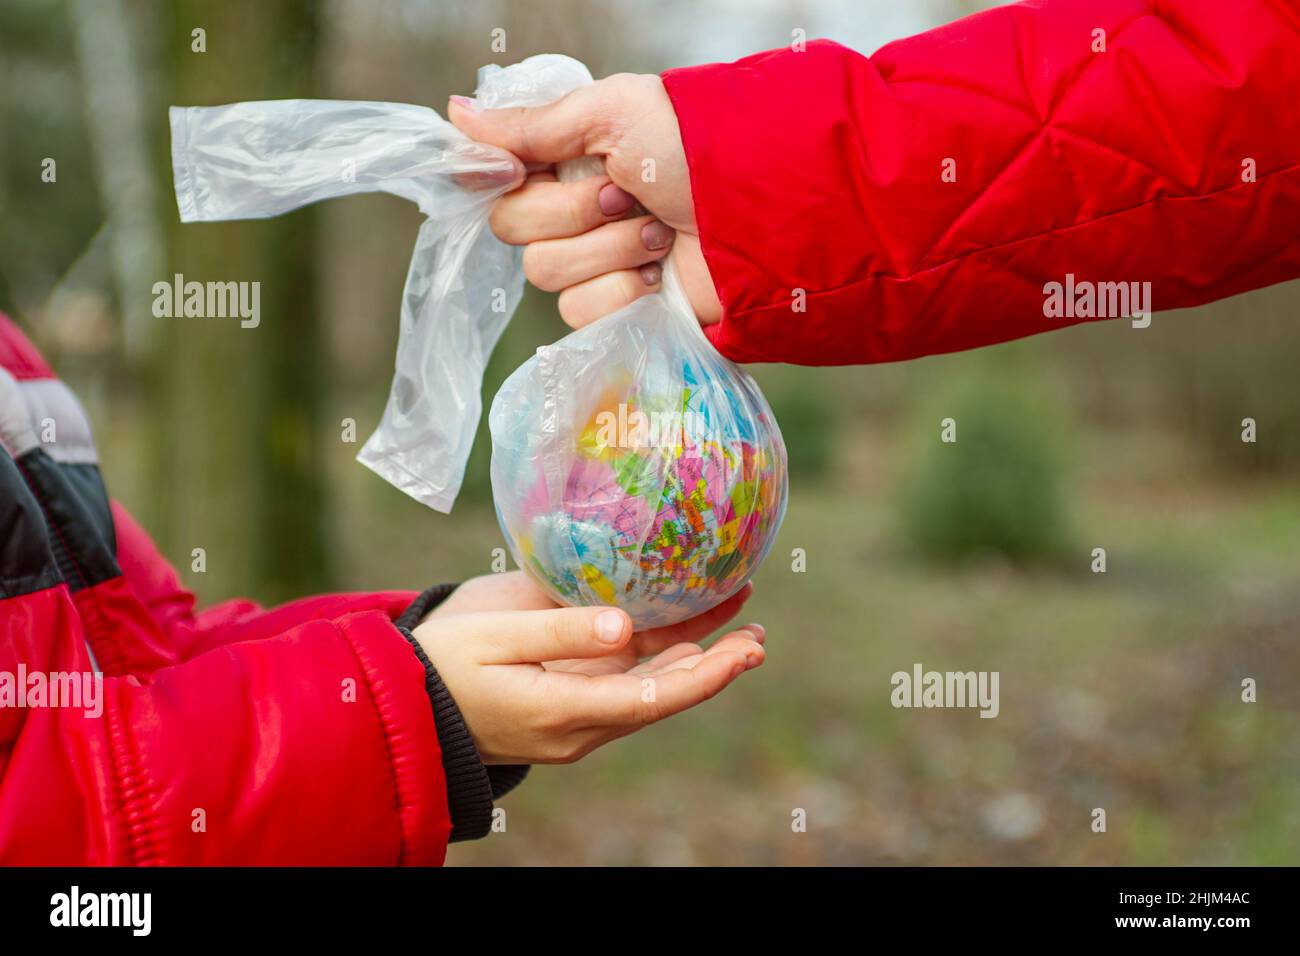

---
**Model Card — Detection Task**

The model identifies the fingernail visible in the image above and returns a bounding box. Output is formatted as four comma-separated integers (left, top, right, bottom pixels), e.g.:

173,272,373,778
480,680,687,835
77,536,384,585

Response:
598,182,635,217
596,609,627,644
456,158,522,191
639,262,662,286
449,94,477,111
641,220,674,250
745,623,765,642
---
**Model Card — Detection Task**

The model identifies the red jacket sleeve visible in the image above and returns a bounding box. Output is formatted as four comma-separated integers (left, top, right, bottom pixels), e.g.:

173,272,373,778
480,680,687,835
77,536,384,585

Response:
0,314,487,865
0,585,451,866
109,499,416,666
662,0,1300,365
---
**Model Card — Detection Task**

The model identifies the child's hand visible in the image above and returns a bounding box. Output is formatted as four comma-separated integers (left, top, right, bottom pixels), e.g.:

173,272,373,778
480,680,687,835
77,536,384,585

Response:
429,570,758,658
411,577,764,764
448,75,722,331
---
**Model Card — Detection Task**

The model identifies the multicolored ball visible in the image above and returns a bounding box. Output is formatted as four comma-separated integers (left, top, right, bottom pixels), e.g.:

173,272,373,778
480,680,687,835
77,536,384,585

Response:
490,309,788,628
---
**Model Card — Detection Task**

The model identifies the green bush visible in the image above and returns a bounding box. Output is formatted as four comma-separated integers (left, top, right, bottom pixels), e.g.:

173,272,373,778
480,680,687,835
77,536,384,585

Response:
899,378,1071,564
764,377,836,483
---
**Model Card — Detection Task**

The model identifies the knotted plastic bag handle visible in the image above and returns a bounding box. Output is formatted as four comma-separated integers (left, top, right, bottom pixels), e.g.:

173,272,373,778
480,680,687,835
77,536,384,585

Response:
169,55,596,511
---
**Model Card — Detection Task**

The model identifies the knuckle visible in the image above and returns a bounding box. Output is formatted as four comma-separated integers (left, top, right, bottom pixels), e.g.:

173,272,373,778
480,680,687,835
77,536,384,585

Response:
511,109,538,161
542,613,571,652
565,184,594,230
616,269,644,305
522,244,561,292
602,72,650,104
633,694,666,726
556,288,585,328
621,219,650,260
585,74,647,149
487,202,522,245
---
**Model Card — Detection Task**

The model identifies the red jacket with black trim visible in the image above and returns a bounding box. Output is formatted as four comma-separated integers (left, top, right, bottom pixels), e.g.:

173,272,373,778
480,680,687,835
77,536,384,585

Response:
663,0,1300,365
0,313,504,865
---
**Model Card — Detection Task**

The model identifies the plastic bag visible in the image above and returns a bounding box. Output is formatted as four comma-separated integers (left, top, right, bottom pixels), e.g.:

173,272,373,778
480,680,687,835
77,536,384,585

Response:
490,258,788,628
168,55,596,511
170,54,789,627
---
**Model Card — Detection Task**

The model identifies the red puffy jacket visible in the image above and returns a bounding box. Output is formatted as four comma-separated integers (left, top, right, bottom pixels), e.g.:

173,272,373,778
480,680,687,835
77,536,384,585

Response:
0,313,519,865
663,0,1300,364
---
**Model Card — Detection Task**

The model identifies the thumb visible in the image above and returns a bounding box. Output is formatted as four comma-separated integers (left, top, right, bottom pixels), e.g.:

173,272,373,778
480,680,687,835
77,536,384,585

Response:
447,84,615,165
477,606,632,664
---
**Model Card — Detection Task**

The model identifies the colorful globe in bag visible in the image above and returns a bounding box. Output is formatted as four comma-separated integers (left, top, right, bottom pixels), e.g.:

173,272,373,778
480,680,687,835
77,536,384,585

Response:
490,304,788,629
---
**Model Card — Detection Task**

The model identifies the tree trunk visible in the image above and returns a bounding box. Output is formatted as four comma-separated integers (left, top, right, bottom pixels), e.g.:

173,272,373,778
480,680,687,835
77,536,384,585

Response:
154,0,329,605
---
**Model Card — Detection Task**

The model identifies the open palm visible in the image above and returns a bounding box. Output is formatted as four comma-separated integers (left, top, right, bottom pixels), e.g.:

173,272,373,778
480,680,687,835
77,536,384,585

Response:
427,571,762,677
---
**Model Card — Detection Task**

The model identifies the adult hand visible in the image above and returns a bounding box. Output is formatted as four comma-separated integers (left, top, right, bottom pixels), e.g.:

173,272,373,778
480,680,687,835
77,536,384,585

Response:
412,574,764,764
448,74,722,330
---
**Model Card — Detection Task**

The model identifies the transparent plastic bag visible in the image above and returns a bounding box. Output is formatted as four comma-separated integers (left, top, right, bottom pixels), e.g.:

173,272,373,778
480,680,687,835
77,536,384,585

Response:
490,259,788,629
168,55,595,511
170,54,789,627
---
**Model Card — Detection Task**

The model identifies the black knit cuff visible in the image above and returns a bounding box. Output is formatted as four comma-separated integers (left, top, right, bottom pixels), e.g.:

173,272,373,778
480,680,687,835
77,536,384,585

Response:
394,583,459,631
486,763,531,799
396,584,529,842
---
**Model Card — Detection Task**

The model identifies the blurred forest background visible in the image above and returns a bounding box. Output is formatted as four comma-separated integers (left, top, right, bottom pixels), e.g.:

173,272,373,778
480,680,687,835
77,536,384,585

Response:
1,0,1297,865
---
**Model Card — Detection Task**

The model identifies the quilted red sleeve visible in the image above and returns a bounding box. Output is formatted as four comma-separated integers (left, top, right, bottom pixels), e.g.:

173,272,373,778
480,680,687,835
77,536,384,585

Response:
662,0,1300,365
0,587,450,866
